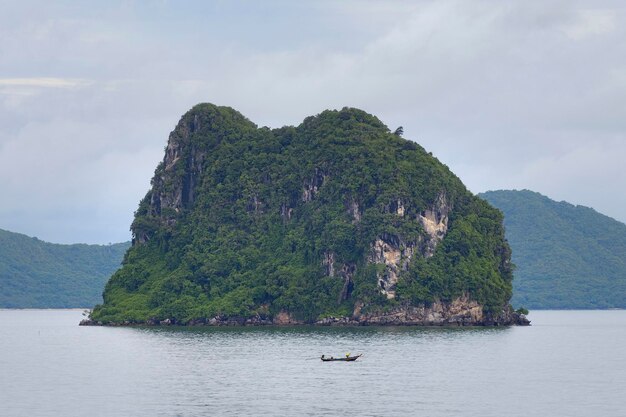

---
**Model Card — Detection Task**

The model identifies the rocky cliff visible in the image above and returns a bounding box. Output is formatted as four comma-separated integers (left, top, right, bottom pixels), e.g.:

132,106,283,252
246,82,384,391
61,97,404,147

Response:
86,104,528,326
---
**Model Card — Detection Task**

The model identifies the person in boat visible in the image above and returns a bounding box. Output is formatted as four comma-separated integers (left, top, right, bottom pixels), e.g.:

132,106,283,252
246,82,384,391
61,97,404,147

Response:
346,352,351,358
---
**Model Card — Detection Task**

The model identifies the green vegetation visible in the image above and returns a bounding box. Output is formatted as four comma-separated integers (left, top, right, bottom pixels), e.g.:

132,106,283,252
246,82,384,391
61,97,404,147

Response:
0,229,129,308
91,104,514,324
480,190,626,309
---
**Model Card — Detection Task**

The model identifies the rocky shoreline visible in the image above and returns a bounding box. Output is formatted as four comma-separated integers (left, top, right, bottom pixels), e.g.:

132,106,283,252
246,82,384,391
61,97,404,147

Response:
80,298,530,327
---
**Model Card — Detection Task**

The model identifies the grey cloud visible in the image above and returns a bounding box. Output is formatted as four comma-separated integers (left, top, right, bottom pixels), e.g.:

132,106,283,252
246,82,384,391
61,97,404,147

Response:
1,0,624,243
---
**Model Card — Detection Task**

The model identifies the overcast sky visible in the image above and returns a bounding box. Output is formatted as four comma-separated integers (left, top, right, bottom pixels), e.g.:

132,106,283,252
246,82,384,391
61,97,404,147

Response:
1,0,625,244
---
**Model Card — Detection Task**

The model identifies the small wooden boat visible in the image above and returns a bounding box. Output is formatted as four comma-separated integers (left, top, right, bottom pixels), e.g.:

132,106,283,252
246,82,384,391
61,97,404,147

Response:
321,354,362,362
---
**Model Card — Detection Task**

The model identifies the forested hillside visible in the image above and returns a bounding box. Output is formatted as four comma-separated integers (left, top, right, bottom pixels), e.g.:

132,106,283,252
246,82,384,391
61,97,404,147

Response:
0,229,129,308
480,190,626,309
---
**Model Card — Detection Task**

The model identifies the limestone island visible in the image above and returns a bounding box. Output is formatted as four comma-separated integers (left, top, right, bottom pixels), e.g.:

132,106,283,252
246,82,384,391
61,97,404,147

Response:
82,104,529,327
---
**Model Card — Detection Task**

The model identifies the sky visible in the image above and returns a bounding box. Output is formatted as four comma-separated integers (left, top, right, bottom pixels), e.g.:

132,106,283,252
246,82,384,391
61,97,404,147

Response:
1,0,625,244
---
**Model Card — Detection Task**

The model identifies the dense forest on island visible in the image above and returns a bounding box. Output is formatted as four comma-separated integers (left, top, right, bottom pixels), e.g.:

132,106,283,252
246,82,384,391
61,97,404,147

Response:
89,104,523,325
480,190,626,309
0,229,129,308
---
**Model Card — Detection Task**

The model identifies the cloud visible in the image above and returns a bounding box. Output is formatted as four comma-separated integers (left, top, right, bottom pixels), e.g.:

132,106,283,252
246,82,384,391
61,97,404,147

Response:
0,78,91,88
562,9,617,40
1,0,625,243
0,78,93,105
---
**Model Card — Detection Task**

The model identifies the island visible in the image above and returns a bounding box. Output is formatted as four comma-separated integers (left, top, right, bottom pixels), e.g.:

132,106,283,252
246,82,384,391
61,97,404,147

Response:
82,104,529,326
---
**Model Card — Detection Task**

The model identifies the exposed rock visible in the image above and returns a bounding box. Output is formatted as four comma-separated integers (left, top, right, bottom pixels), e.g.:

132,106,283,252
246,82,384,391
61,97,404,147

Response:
82,295,529,328
347,198,361,222
280,202,293,221
321,252,355,303
319,295,530,326
316,316,354,325
132,114,208,245
352,301,364,318
383,199,406,216
322,252,336,277
338,263,356,303
246,193,263,214
359,295,483,325
80,298,529,327
204,314,272,326
368,233,416,299
273,311,304,325
418,192,450,257
156,129,204,214
366,193,451,298
396,200,405,217
302,168,327,202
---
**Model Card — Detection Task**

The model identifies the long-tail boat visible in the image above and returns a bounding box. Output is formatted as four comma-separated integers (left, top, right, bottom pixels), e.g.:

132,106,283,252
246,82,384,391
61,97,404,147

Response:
320,354,362,362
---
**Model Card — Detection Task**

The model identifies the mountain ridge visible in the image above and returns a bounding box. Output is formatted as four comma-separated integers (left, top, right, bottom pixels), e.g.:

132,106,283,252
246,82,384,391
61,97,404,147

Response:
480,189,626,309
0,228,129,308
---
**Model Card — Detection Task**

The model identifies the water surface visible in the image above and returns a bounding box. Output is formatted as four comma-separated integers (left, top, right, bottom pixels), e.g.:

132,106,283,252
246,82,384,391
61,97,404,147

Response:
1,310,624,416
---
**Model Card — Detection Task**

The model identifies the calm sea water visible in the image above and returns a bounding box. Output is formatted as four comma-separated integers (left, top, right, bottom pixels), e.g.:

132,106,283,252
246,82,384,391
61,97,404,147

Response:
1,310,625,417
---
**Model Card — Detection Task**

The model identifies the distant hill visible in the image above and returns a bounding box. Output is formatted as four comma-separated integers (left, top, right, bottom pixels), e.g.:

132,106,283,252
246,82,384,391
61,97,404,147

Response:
0,229,129,308
480,190,626,309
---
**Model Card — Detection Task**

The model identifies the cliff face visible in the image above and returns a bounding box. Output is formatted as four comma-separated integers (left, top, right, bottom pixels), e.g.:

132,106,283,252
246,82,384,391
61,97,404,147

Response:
132,108,257,244
88,104,527,326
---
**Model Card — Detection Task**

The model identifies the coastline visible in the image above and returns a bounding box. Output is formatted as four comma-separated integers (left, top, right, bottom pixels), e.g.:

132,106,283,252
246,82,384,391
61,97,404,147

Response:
80,300,530,327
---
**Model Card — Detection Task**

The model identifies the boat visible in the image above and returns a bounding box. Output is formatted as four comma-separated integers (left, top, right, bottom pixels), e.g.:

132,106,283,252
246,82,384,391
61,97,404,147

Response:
321,354,362,362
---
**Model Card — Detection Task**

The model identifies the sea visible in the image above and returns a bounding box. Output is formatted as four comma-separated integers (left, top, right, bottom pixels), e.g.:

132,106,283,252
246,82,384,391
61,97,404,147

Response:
1,309,624,417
